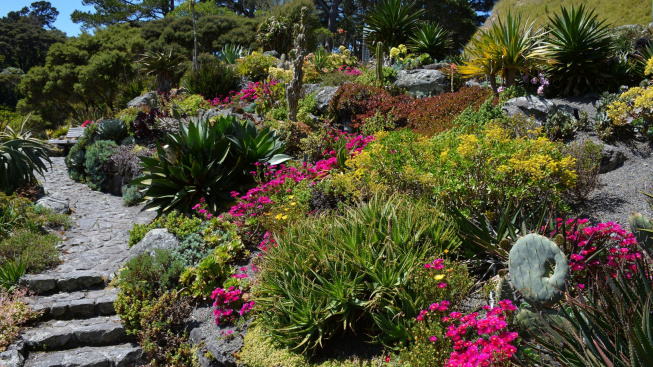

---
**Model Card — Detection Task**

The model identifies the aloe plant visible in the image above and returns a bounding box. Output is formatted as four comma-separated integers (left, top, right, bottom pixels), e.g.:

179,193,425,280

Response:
0,117,51,193
133,116,290,214
218,44,249,64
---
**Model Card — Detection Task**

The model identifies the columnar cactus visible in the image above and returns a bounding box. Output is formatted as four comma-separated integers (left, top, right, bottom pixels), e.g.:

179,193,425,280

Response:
376,42,383,81
508,234,569,306
630,213,653,253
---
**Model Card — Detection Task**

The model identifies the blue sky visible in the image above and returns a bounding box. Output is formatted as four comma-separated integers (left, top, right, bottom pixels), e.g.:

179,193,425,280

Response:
0,1,94,36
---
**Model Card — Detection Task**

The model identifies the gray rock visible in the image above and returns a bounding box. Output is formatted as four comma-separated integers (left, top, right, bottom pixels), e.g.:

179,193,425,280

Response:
0,349,23,367
263,50,280,58
56,271,105,292
464,79,482,88
23,344,144,367
23,316,128,351
302,85,338,114
126,92,157,108
502,96,557,122
188,305,246,367
198,108,235,121
128,228,179,260
20,274,57,294
35,196,70,214
600,144,628,173
392,69,448,96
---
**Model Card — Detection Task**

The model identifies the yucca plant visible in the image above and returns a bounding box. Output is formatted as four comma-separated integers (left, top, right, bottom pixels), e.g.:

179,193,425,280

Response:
538,5,613,96
218,44,250,64
140,48,185,94
364,0,424,49
311,46,329,70
459,11,541,92
254,196,461,353
0,116,51,193
133,116,290,214
409,22,452,61
525,256,653,367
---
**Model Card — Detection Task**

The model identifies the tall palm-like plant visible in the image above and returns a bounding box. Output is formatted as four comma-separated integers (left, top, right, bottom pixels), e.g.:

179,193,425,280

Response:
364,0,424,49
0,116,51,193
140,48,184,94
459,12,541,93
539,5,613,96
409,22,452,61
218,44,250,65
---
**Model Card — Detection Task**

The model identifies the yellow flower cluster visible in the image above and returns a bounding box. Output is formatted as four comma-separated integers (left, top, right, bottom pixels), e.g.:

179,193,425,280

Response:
457,134,479,157
606,86,653,126
646,57,653,76
268,67,293,83
390,44,408,59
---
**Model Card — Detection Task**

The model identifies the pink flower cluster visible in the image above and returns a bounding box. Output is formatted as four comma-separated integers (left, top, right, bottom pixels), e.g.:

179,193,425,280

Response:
338,65,362,76
549,218,641,280
81,120,94,127
258,231,276,251
211,286,255,325
227,133,373,219
442,300,519,367
207,80,281,107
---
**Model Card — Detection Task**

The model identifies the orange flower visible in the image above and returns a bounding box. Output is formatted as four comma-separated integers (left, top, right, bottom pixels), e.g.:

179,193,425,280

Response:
338,28,344,34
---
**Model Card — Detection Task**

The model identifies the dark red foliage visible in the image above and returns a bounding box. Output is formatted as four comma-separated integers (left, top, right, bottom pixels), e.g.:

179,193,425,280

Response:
329,84,493,135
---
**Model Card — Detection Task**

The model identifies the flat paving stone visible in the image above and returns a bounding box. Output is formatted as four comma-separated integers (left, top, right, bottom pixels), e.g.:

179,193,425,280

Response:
24,344,144,367
22,316,127,351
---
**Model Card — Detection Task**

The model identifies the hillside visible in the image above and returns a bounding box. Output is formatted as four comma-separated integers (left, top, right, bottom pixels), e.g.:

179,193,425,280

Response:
484,0,651,28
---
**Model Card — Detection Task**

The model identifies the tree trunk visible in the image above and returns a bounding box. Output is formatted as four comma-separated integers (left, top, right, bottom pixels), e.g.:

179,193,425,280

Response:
192,0,198,72
489,73,498,95
326,0,340,50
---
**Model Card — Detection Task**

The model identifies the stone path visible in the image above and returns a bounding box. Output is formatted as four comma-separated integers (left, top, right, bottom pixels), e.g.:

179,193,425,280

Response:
2,157,156,367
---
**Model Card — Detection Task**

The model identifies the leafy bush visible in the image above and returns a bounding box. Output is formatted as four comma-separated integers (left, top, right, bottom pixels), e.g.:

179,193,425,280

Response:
129,210,203,247
0,257,27,291
122,184,144,207
97,119,128,142
219,44,250,64
333,127,576,218
133,116,290,214
0,229,60,273
543,110,576,140
541,5,613,95
406,87,494,136
254,196,461,352
175,94,211,116
181,58,240,100
85,140,118,191
606,85,653,139
561,139,602,202
236,53,278,82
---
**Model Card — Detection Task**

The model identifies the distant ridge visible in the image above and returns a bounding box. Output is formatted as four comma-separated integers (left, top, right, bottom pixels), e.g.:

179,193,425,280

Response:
483,0,651,29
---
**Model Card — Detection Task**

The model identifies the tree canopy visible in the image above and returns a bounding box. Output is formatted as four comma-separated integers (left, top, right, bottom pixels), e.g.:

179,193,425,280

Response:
71,0,178,29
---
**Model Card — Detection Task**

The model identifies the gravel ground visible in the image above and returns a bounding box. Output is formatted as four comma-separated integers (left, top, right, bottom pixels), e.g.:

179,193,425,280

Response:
576,136,653,226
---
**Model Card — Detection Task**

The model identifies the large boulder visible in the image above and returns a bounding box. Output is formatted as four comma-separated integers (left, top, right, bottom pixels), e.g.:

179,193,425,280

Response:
263,50,280,58
392,69,448,96
127,92,158,108
0,349,23,367
302,84,338,114
128,228,179,261
502,96,557,122
600,143,627,173
36,196,70,215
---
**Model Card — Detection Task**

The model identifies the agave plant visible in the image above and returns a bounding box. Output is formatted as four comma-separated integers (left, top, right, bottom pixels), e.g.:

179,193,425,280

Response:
409,22,452,61
459,11,541,92
97,119,128,142
364,0,424,49
140,48,184,94
218,44,249,64
538,5,613,96
0,116,51,193
133,116,291,214
311,46,329,70
525,256,653,367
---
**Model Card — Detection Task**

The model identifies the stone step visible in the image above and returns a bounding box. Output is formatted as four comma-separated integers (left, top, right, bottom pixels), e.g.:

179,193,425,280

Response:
26,289,118,321
24,343,145,367
22,316,129,351
20,271,107,295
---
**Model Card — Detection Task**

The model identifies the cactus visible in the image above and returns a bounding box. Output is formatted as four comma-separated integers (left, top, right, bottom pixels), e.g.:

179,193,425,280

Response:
375,42,383,81
97,119,128,142
630,213,653,253
508,233,569,306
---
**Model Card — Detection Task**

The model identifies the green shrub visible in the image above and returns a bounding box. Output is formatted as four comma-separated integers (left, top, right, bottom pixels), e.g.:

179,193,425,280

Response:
0,120,52,193
409,22,452,61
175,94,211,116
0,289,41,352
122,185,144,206
254,196,461,352
561,139,603,203
0,229,60,273
236,53,278,82
97,119,128,142
181,58,240,100
129,210,203,247
85,140,118,190
173,233,210,267
544,110,576,140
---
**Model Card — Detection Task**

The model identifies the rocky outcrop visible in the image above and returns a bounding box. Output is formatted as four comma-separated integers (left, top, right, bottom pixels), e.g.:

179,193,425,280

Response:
128,228,179,260
303,84,338,114
502,96,557,122
392,69,448,96
126,92,157,109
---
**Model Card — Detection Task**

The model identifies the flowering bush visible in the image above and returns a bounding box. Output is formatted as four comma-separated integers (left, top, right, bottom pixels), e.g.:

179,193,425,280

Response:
0,288,41,351
444,300,519,367
236,52,278,81
81,119,94,127
211,286,255,325
334,126,576,217
606,85,653,139
547,218,640,286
